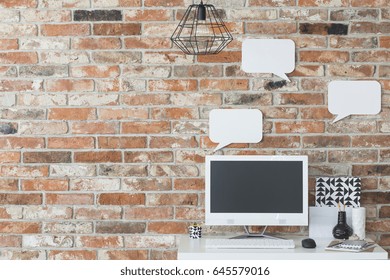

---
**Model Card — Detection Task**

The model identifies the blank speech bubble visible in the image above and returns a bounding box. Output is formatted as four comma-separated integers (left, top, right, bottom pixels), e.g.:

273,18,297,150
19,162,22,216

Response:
328,80,381,123
242,39,295,82
209,109,263,151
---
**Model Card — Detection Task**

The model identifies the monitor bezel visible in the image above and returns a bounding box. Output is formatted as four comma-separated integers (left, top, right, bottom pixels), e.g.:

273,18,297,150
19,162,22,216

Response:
205,155,308,226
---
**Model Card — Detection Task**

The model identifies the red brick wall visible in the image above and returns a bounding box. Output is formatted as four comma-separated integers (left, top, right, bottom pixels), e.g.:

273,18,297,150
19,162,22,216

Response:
0,0,389,259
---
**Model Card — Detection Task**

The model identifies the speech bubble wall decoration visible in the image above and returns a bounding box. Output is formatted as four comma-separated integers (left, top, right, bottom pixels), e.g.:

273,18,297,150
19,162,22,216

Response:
328,81,381,123
242,39,295,82
209,109,263,151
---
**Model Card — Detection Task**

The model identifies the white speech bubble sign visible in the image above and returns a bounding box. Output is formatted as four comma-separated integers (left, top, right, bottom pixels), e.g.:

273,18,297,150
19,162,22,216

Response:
209,109,263,151
328,80,381,123
242,39,295,82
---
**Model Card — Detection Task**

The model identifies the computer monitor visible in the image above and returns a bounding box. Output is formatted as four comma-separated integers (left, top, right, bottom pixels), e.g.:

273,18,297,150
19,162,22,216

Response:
205,155,308,227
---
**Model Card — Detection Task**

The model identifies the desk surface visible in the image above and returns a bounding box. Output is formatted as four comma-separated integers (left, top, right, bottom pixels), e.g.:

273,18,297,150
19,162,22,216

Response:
178,236,388,260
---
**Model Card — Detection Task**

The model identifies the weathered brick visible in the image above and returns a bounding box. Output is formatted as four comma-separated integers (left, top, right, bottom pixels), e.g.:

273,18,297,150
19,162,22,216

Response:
353,165,390,176
125,151,173,163
331,9,379,21
48,250,97,260
148,222,188,234
380,207,390,218
328,120,377,134
124,9,171,21
98,193,145,205
22,179,68,191
298,0,348,6
96,222,146,234
46,194,93,205
300,23,348,35
328,65,375,77
24,152,71,163
98,164,147,177
75,151,121,163
98,250,147,260
0,236,22,247
122,178,172,191
351,22,390,34
0,137,44,149
300,107,332,119
23,206,72,220
275,121,325,133
0,250,45,260
124,207,174,220
279,8,327,20
0,152,20,163
300,51,349,63
124,236,175,249
247,22,297,34
0,123,17,135
150,250,177,260
0,179,18,191
352,136,390,147
303,136,350,148
74,10,122,21
149,136,198,149
19,122,68,135
50,164,96,177
151,108,198,120
224,93,272,106
330,37,378,49
174,178,204,191
19,65,68,78
0,80,42,92
71,121,119,134
75,236,123,248
200,79,249,91
149,79,197,92
144,51,193,64
0,39,19,50
352,51,390,62
0,222,40,234
41,24,90,36
0,0,37,8
149,165,199,177
93,23,141,35
40,51,89,64
122,121,170,134
43,222,92,234
92,51,141,64
70,178,120,191
48,137,95,149
123,65,171,78
23,235,73,247
0,166,48,177
98,136,146,149
148,193,197,206
0,24,37,36
71,65,120,78
329,150,378,163
74,206,121,220
176,207,204,220
46,79,94,92
124,37,171,49
0,194,42,205
20,38,69,50
197,51,241,63
48,108,95,121
72,38,121,50
0,207,23,219
249,0,294,5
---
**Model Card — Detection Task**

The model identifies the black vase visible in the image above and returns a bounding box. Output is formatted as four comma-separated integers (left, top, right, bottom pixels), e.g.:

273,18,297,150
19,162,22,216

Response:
332,211,353,239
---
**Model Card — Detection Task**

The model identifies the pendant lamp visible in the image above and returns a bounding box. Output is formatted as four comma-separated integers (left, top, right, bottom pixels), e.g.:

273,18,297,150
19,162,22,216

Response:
171,1,233,55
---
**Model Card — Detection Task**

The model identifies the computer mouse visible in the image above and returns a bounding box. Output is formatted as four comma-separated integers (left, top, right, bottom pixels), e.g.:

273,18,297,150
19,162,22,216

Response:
302,238,316,248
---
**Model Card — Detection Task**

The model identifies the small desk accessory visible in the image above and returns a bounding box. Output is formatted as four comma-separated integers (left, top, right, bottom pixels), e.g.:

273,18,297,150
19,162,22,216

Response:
325,240,376,253
352,207,366,240
332,203,353,239
189,223,202,239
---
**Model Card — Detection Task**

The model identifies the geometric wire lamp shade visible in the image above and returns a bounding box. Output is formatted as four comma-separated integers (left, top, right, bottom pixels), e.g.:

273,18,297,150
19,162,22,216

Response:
171,1,233,55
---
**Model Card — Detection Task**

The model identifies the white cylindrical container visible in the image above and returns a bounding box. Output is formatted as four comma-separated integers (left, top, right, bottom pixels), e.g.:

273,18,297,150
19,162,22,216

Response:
352,207,366,240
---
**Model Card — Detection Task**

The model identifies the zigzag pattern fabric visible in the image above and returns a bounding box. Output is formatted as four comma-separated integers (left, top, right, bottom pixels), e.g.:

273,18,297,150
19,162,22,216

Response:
315,177,361,208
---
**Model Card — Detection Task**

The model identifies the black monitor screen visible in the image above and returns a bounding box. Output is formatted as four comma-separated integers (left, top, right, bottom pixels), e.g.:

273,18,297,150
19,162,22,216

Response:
210,161,303,213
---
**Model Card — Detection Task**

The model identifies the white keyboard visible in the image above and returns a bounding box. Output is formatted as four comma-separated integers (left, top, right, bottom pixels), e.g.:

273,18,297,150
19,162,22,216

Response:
206,238,295,249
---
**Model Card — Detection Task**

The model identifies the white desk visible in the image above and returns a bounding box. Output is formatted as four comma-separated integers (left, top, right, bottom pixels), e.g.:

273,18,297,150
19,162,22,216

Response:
178,236,388,260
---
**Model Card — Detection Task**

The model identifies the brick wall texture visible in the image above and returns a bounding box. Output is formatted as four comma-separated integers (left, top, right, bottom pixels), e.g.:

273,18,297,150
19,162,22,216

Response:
0,0,389,260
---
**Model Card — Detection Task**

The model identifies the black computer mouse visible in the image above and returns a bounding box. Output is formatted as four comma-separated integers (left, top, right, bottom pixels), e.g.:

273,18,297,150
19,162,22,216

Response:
302,238,316,248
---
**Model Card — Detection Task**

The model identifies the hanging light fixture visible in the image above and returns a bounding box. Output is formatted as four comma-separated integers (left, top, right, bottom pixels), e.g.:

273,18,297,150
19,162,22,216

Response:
171,1,233,55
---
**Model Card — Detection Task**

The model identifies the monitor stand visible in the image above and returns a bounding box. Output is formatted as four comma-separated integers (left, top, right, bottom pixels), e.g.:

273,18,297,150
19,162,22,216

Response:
230,226,285,240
